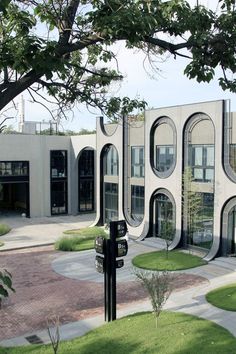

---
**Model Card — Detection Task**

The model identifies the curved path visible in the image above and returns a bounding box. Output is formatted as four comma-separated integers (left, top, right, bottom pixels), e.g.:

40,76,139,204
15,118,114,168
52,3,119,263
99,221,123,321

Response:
0,241,206,347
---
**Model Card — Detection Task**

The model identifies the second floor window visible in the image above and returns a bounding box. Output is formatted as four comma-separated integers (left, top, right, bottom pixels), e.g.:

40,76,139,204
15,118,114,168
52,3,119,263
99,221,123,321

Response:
189,145,214,182
131,146,144,178
105,146,118,176
156,145,174,172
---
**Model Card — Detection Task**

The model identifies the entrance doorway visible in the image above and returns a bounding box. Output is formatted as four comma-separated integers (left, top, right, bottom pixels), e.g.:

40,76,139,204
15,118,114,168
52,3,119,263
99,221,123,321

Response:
0,182,29,216
0,161,30,217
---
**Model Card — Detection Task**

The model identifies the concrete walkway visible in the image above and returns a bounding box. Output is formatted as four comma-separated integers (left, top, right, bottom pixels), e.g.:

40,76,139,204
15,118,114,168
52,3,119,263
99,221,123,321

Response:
0,214,96,250
1,217,236,347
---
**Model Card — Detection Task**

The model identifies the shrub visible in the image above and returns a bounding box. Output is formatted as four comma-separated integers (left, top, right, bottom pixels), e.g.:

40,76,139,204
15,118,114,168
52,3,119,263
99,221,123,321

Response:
0,269,15,309
55,227,107,251
0,223,11,236
134,269,173,328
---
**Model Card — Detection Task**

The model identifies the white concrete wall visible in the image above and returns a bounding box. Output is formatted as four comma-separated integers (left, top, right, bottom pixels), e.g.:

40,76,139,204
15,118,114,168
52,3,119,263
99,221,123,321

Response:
0,134,70,217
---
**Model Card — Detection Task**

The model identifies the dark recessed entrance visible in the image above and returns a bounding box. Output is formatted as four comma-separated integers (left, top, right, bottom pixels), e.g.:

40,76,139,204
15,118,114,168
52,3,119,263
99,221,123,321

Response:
0,161,30,217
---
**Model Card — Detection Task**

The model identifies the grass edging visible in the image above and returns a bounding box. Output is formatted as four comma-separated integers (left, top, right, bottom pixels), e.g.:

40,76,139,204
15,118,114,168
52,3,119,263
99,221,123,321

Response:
206,283,236,311
1,311,236,353
132,250,207,271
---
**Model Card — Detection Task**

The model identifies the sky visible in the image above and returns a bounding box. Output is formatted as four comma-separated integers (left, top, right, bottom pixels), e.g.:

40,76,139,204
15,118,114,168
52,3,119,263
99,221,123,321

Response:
8,0,236,132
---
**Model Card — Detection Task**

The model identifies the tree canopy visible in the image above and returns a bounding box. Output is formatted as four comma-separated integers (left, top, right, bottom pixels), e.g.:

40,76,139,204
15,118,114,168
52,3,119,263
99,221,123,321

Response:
0,0,236,120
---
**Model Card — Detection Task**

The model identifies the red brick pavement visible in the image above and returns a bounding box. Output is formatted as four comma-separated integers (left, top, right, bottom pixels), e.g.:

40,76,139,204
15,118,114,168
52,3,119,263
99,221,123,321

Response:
0,246,208,340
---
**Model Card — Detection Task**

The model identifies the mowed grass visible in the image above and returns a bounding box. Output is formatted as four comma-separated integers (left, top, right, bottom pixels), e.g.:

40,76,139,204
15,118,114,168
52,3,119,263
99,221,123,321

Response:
0,223,11,236
206,283,236,311
55,226,107,251
132,250,207,271
1,312,236,354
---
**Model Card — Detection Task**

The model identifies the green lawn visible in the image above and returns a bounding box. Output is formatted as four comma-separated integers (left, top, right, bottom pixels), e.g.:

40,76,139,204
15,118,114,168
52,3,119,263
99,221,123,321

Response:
55,226,107,251
206,283,236,311
0,223,11,236
1,312,235,354
132,250,207,271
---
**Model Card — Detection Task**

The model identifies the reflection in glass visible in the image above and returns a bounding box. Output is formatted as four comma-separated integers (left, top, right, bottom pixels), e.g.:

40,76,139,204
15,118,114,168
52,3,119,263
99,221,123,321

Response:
50,150,68,215
131,147,144,177
104,183,118,223
154,193,175,240
227,206,236,255
156,146,174,172
78,149,94,212
131,185,144,222
105,146,118,176
189,193,214,249
153,121,175,174
189,145,214,182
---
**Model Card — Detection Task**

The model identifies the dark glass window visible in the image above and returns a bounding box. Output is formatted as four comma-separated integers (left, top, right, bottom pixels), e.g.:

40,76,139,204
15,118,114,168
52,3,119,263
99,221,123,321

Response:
156,146,174,172
131,146,144,177
189,145,214,182
131,185,144,222
0,161,29,176
51,181,67,214
155,193,174,239
189,192,214,249
51,150,67,178
104,183,118,223
78,149,94,212
50,150,68,215
105,146,118,176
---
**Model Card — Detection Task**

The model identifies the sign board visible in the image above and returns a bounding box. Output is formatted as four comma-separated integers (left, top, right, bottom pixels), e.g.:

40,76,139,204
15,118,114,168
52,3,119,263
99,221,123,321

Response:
116,259,124,269
115,220,127,238
95,255,105,274
116,239,128,257
94,236,106,254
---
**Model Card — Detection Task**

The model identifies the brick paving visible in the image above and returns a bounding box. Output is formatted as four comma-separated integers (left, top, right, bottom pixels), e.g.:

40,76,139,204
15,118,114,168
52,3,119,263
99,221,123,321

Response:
0,246,207,341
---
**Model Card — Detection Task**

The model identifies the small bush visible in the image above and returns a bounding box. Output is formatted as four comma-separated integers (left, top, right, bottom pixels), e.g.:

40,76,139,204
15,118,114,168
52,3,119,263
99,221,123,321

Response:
0,223,11,236
0,241,4,247
55,227,107,252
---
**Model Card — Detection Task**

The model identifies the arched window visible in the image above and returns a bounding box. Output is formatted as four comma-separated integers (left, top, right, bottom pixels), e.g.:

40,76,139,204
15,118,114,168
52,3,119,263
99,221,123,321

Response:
183,113,215,251
153,190,176,244
150,117,176,178
102,145,119,223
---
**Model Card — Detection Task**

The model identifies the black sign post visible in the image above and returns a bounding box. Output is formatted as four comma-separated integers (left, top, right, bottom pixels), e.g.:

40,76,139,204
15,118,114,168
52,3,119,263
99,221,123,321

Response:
94,220,128,322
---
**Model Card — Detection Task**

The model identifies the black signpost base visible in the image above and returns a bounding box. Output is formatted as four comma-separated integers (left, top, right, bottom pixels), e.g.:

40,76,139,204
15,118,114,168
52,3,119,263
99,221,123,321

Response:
95,220,128,323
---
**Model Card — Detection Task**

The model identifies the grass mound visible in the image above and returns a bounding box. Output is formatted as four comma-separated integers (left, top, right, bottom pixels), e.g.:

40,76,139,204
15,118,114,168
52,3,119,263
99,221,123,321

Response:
0,223,11,236
206,283,236,311
1,311,236,354
132,250,207,271
55,226,107,251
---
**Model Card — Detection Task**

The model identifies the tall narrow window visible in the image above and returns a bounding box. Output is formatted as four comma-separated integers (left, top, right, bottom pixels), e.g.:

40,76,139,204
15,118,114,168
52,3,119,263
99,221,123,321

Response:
155,193,175,239
131,146,144,177
188,192,214,250
50,150,68,215
131,185,144,221
104,182,118,223
78,149,95,212
105,146,118,176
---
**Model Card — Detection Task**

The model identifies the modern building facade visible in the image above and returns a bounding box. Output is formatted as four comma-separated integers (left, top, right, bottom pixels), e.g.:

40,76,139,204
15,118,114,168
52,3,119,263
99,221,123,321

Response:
1,99,236,260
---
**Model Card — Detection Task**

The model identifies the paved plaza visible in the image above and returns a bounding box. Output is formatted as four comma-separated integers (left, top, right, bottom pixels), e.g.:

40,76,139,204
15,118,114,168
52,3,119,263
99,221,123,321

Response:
0,215,236,347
